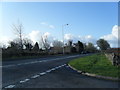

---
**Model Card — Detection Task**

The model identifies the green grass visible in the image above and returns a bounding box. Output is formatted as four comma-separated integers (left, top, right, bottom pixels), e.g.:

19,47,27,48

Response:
69,53,120,78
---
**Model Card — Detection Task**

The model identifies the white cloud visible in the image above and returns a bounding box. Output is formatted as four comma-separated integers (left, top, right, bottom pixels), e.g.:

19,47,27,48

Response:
40,22,47,25
40,22,55,29
49,25,55,29
43,32,50,37
63,25,120,48
64,33,74,41
26,30,54,48
27,30,41,44
78,35,96,44
12,25,120,48
101,25,119,47
0,35,13,47
43,32,54,42
1,25,119,48
112,25,119,39
64,33,96,45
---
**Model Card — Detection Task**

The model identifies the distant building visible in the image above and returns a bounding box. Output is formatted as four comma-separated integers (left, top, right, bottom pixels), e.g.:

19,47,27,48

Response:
49,47,63,54
64,46,71,54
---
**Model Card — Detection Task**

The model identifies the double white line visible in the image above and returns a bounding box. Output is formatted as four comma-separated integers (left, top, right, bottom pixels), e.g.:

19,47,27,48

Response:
4,64,66,89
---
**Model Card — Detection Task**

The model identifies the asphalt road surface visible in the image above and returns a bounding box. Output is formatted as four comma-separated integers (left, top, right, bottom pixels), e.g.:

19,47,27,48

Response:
2,54,119,88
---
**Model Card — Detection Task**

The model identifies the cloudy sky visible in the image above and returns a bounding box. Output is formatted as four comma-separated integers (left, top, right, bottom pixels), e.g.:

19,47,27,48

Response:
0,2,119,47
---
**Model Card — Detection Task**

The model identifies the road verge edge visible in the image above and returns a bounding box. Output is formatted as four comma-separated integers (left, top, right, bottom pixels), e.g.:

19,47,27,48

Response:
68,64,120,81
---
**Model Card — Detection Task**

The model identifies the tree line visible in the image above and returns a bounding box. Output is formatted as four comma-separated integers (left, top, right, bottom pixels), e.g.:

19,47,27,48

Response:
1,21,111,59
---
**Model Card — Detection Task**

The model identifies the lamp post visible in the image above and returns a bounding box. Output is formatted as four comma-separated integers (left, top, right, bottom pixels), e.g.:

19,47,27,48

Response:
62,24,69,54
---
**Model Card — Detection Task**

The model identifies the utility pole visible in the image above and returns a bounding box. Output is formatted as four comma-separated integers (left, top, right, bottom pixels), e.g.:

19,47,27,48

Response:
62,24,69,54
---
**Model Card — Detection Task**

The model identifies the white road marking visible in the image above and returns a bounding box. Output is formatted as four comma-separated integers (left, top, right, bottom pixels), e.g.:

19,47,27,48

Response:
51,68,56,71
4,64,67,89
17,64,22,66
2,65,16,68
46,70,51,73
61,65,64,67
5,85,15,88
55,67,59,69
31,75,40,79
42,60,47,62
66,66,69,68
38,61,42,62
58,66,62,68
24,62,34,64
40,72,46,75
20,79,30,83
63,64,66,66
3,55,80,68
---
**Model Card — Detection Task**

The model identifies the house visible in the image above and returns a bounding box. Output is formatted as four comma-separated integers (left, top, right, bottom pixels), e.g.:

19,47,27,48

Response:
64,46,71,54
49,47,63,54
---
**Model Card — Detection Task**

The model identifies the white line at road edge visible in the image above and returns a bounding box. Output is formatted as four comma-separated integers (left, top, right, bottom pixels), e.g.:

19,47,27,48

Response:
39,72,46,75
4,85,15,88
46,70,51,73
31,75,40,79
4,64,66,88
20,79,30,83
2,55,80,68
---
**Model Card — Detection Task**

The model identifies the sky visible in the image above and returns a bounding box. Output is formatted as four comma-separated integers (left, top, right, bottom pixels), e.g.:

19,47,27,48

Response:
0,2,119,48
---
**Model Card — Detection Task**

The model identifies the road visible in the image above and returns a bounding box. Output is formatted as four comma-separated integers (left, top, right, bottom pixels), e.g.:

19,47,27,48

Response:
2,54,119,88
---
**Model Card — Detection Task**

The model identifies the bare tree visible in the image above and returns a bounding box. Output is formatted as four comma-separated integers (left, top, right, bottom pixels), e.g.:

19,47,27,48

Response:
53,40,63,48
41,35,50,52
12,20,23,49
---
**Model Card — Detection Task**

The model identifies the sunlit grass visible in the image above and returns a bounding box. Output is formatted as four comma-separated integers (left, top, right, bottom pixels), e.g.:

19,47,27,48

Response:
69,53,120,78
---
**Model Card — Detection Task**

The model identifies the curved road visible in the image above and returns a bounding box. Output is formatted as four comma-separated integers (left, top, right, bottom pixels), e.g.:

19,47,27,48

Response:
2,54,119,88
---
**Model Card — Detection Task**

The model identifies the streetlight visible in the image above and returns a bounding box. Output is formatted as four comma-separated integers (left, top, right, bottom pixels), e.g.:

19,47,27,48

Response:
62,24,69,54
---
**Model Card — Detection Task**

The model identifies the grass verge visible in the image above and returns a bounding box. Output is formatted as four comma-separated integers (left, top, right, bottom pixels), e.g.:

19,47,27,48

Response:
69,53,120,78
